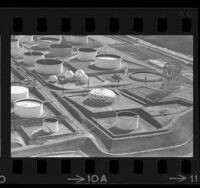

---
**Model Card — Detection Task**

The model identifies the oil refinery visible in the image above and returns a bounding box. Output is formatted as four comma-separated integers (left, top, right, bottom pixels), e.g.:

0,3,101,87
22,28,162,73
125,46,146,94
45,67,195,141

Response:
10,35,193,157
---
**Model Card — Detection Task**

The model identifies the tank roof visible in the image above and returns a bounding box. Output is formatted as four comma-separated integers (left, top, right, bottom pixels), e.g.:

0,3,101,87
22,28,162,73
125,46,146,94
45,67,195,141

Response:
36,58,63,65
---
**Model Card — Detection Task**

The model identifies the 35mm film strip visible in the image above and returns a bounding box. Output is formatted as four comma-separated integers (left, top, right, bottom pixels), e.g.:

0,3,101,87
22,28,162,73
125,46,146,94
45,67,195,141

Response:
0,7,199,184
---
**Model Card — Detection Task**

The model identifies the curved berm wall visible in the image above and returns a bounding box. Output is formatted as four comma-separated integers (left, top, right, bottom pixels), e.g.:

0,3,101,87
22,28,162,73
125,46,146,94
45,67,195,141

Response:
109,108,193,153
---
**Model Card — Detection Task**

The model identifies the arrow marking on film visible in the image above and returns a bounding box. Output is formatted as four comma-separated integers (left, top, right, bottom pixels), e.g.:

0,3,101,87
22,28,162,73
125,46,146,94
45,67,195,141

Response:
67,175,85,184
169,174,187,182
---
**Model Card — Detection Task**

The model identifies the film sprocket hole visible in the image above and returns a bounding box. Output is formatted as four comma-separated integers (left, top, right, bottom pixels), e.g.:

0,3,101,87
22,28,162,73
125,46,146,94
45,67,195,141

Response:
0,7,198,185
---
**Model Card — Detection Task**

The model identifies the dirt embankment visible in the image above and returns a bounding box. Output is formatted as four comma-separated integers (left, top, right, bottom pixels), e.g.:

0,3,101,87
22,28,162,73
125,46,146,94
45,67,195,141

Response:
136,35,193,56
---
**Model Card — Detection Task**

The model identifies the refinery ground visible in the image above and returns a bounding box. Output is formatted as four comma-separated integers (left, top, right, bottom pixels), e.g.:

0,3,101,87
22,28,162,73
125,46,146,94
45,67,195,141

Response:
11,35,193,157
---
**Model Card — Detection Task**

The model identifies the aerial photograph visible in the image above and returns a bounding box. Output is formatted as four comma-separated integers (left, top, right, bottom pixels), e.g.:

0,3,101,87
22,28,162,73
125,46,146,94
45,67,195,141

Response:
10,35,193,157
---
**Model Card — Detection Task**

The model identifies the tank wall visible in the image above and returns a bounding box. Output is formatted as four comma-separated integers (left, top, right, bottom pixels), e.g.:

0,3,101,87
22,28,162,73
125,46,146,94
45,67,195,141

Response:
11,92,29,103
35,63,63,75
115,115,139,131
11,87,29,102
14,102,43,118
95,57,121,69
43,119,59,133
77,51,97,61
23,54,44,65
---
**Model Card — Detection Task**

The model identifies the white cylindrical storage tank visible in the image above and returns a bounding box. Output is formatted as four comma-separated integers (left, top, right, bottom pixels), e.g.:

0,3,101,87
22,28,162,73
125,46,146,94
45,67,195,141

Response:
115,111,139,131
70,35,88,44
11,39,19,48
11,86,29,103
95,54,122,69
43,117,59,133
14,98,43,118
23,51,44,65
49,43,73,57
38,37,61,48
77,48,97,61
35,58,63,75
19,35,34,43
